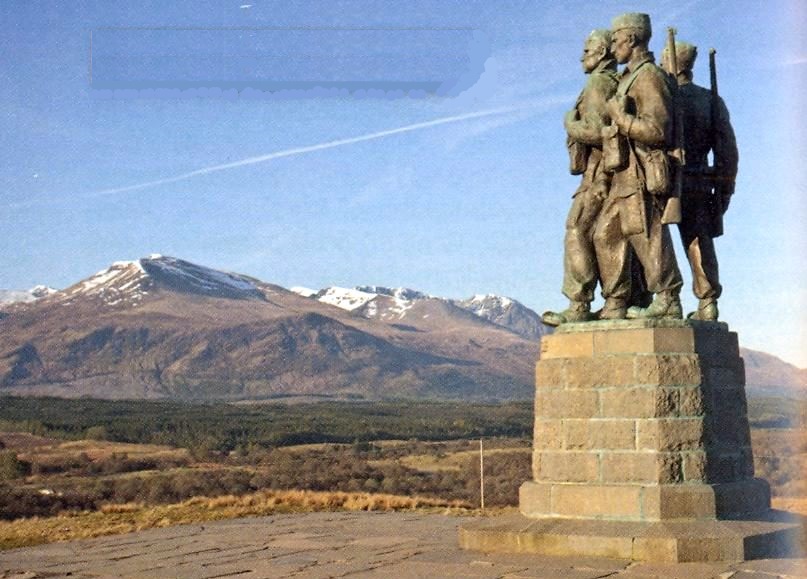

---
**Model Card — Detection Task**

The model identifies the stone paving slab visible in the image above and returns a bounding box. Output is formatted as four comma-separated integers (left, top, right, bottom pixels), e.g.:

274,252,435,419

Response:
0,512,805,578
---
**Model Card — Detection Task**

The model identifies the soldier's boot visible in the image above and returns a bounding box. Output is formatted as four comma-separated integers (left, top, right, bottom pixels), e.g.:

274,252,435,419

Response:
626,290,683,320
541,301,593,327
598,298,628,320
687,298,718,321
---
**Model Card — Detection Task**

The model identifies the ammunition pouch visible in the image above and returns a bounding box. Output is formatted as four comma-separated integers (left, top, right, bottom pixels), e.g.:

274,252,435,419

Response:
567,138,588,175
602,124,627,172
641,149,671,196
618,191,647,236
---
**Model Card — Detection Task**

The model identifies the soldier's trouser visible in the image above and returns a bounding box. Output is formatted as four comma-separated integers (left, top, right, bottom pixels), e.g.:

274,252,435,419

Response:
678,196,722,301
562,190,603,303
593,194,683,302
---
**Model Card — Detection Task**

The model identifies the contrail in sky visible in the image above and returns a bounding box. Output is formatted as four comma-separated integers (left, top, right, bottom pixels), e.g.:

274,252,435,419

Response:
88,104,540,198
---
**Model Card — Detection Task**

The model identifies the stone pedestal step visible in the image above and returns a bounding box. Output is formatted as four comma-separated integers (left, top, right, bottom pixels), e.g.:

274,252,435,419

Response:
459,511,805,563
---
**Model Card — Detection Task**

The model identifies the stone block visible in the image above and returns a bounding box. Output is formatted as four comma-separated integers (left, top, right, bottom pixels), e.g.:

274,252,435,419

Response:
600,387,657,418
564,355,635,388
519,481,551,517
540,332,593,359
653,327,696,354
707,386,749,419
600,452,682,484
642,485,717,520
535,389,598,419
694,329,740,362
631,537,679,562
533,419,563,449
678,386,705,416
535,358,565,388
714,478,771,518
593,328,656,354
704,363,745,388
591,326,695,356
535,451,599,482
705,451,747,483
682,451,708,482
563,418,635,450
635,354,702,386
551,484,643,519
706,411,751,448
637,418,704,451
600,452,657,483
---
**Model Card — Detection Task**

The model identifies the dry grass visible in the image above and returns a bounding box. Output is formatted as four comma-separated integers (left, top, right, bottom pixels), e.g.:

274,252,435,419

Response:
772,496,807,516
400,447,530,473
0,489,474,551
25,440,189,463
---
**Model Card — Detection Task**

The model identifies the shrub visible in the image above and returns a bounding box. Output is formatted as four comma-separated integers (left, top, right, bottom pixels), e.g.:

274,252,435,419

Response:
0,451,31,480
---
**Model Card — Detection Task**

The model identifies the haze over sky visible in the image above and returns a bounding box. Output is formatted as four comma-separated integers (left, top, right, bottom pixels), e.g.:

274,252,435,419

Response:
1,1,805,367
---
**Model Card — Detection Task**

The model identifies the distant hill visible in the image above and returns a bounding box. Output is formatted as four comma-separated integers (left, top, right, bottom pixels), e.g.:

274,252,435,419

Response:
1,255,803,401
0,256,539,401
741,348,807,399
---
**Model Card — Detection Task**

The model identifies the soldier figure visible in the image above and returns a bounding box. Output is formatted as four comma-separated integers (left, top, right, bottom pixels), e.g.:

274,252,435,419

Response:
592,12,684,320
662,41,738,320
543,29,619,326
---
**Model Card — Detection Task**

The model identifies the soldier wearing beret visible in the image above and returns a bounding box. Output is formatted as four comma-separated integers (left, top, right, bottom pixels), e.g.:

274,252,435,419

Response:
593,12,684,320
542,29,620,326
662,41,738,320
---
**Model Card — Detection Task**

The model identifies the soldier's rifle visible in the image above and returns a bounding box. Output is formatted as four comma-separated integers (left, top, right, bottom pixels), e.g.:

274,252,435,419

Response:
661,26,684,225
709,48,725,236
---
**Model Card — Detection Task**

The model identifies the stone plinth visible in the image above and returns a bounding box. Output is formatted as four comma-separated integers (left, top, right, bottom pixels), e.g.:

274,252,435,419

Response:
522,319,768,522
460,319,804,562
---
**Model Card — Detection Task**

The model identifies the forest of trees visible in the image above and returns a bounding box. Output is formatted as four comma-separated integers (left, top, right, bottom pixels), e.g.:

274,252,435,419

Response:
0,397,533,452
0,395,803,521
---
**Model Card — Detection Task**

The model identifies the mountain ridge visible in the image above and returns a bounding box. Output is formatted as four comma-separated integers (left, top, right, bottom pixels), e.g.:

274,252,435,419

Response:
1,255,803,401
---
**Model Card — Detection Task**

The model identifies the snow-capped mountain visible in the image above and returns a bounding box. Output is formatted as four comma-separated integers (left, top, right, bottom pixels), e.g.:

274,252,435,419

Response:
55,254,265,307
0,255,539,401
453,294,545,341
0,285,57,305
2,255,802,402
306,285,545,340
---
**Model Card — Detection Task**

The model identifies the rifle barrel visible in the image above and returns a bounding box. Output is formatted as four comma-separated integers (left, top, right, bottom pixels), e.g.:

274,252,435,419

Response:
709,48,718,96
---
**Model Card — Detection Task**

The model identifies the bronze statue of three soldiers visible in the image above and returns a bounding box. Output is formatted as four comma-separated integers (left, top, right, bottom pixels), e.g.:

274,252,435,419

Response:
543,12,738,326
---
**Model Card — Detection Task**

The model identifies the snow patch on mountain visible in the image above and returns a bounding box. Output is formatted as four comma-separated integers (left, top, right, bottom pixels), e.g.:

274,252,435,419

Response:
355,286,430,301
56,255,264,307
59,261,150,307
290,286,317,298
316,287,377,311
0,285,58,305
459,294,514,317
143,256,258,295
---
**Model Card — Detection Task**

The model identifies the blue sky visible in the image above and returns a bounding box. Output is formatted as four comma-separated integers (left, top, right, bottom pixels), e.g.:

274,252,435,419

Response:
0,1,804,367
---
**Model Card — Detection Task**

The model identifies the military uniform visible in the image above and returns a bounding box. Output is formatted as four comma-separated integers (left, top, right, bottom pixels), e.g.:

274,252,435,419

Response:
561,59,619,305
676,79,738,308
592,52,683,312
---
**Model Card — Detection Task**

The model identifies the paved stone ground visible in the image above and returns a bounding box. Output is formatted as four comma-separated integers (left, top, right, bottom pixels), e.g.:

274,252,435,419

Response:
0,512,805,578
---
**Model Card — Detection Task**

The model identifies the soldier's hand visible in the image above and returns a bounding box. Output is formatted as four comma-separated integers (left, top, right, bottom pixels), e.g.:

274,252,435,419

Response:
591,181,609,200
605,98,620,121
606,96,628,128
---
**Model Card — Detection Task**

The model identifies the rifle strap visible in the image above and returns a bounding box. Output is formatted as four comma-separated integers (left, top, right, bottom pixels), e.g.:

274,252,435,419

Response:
616,61,648,98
